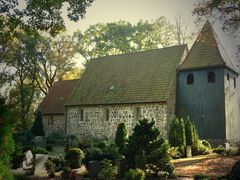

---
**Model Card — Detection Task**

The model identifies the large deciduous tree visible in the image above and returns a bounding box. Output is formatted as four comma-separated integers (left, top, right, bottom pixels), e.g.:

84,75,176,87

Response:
0,0,94,36
74,17,179,66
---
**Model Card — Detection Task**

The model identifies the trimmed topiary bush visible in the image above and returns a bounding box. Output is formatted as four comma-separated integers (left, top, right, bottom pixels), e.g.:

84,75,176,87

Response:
125,169,145,180
65,148,84,169
115,122,128,155
32,146,48,155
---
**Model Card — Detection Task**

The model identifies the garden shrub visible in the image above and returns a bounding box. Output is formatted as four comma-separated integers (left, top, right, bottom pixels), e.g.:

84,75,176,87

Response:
115,122,128,155
65,148,84,169
213,145,226,154
45,159,56,173
135,154,147,169
169,118,186,156
125,169,145,180
125,119,174,175
31,111,44,137
46,132,65,145
61,166,72,178
201,139,211,149
13,173,27,180
32,146,48,155
99,159,118,180
46,144,53,152
11,144,25,169
167,146,181,159
195,140,210,155
48,155,64,171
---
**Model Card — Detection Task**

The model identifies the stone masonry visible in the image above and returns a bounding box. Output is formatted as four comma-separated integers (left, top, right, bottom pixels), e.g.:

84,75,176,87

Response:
66,103,171,140
42,114,65,136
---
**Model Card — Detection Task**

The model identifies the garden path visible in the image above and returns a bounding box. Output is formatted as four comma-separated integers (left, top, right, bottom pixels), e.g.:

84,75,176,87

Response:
34,154,48,177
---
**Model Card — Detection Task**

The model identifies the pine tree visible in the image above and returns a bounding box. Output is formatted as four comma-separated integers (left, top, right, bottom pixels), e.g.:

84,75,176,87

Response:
115,123,128,155
31,111,45,136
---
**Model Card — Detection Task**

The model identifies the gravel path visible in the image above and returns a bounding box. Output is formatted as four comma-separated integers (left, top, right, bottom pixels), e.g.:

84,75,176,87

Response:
34,154,48,177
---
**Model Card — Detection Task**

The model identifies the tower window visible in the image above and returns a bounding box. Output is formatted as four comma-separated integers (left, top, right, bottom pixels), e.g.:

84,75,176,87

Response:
80,109,84,121
234,78,236,88
208,72,215,83
187,74,194,84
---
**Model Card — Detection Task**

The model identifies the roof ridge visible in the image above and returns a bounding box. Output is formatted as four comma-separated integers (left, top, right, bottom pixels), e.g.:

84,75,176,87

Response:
91,44,187,61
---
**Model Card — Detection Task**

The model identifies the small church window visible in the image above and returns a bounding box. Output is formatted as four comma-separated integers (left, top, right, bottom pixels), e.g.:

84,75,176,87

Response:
227,73,230,82
48,116,54,125
106,109,110,121
208,72,215,83
234,78,236,88
187,74,194,84
80,109,84,121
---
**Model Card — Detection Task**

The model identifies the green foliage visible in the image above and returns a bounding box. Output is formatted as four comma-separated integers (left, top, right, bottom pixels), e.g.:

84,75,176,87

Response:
48,155,64,172
84,143,120,164
0,0,94,35
115,123,128,155
31,111,44,136
169,118,186,155
32,146,48,155
11,144,25,169
0,97,15,179
65,148,84,169
125,169,145,180
201,140,211,149
46,132,65,145
213,145,226,154
45,159,56,172
125,119,173,175
167,146,181,159
99,159,118,180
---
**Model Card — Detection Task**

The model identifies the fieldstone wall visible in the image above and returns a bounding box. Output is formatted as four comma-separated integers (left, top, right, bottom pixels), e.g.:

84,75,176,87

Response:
66,103,169,140
42,114,65,136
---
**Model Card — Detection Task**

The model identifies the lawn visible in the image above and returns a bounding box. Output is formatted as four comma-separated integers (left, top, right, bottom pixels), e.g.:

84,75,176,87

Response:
48,146,65,156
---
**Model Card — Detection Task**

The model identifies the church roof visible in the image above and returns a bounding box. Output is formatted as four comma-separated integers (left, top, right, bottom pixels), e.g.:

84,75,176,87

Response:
179,21,237,73
66,45,187,106
38,79,78,115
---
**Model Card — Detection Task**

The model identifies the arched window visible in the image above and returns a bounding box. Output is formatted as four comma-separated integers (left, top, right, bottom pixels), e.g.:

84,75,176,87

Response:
234,78,236,88
227,73,230,81
187,74,194,84
208,72,215,83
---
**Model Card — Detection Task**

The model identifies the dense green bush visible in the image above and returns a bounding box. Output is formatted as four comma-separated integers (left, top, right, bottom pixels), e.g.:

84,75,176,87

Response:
11,144,25,169
213,145,226,154
125,119,173,175
46,132,65,145
84,143,120,164
125,169,145,180
115,123,128,155
65,148,84,169
61,166,72,178
31,111,44,137
0,98,15,179
45,159,56,174
169,118,186,156
46,144,53,152
48,155,64,171
99,159,118,180
32,146,48,155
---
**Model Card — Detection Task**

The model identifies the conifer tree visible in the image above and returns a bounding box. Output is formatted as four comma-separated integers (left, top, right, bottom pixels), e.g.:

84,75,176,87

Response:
31,111,45,136
115,122,128,155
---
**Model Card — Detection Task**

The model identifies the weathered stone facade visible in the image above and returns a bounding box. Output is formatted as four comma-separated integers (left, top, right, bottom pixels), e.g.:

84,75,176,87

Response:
224,69,240,145
42,114,65,136
66,102,171,140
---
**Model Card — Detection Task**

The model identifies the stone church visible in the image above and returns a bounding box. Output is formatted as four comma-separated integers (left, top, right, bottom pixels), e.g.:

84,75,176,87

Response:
40,21,240,145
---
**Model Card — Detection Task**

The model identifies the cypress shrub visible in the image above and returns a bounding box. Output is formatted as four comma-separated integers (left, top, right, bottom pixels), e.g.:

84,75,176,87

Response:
169,118,179,147
115,123,128,155
31,111,44,136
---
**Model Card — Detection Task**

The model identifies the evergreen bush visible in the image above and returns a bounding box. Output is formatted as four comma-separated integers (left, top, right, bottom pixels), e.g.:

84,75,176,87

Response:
115,123,128,155
65,148,84,169
31,111,44,136
99,159,118,180
125,169,145,180
125,119,174,175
